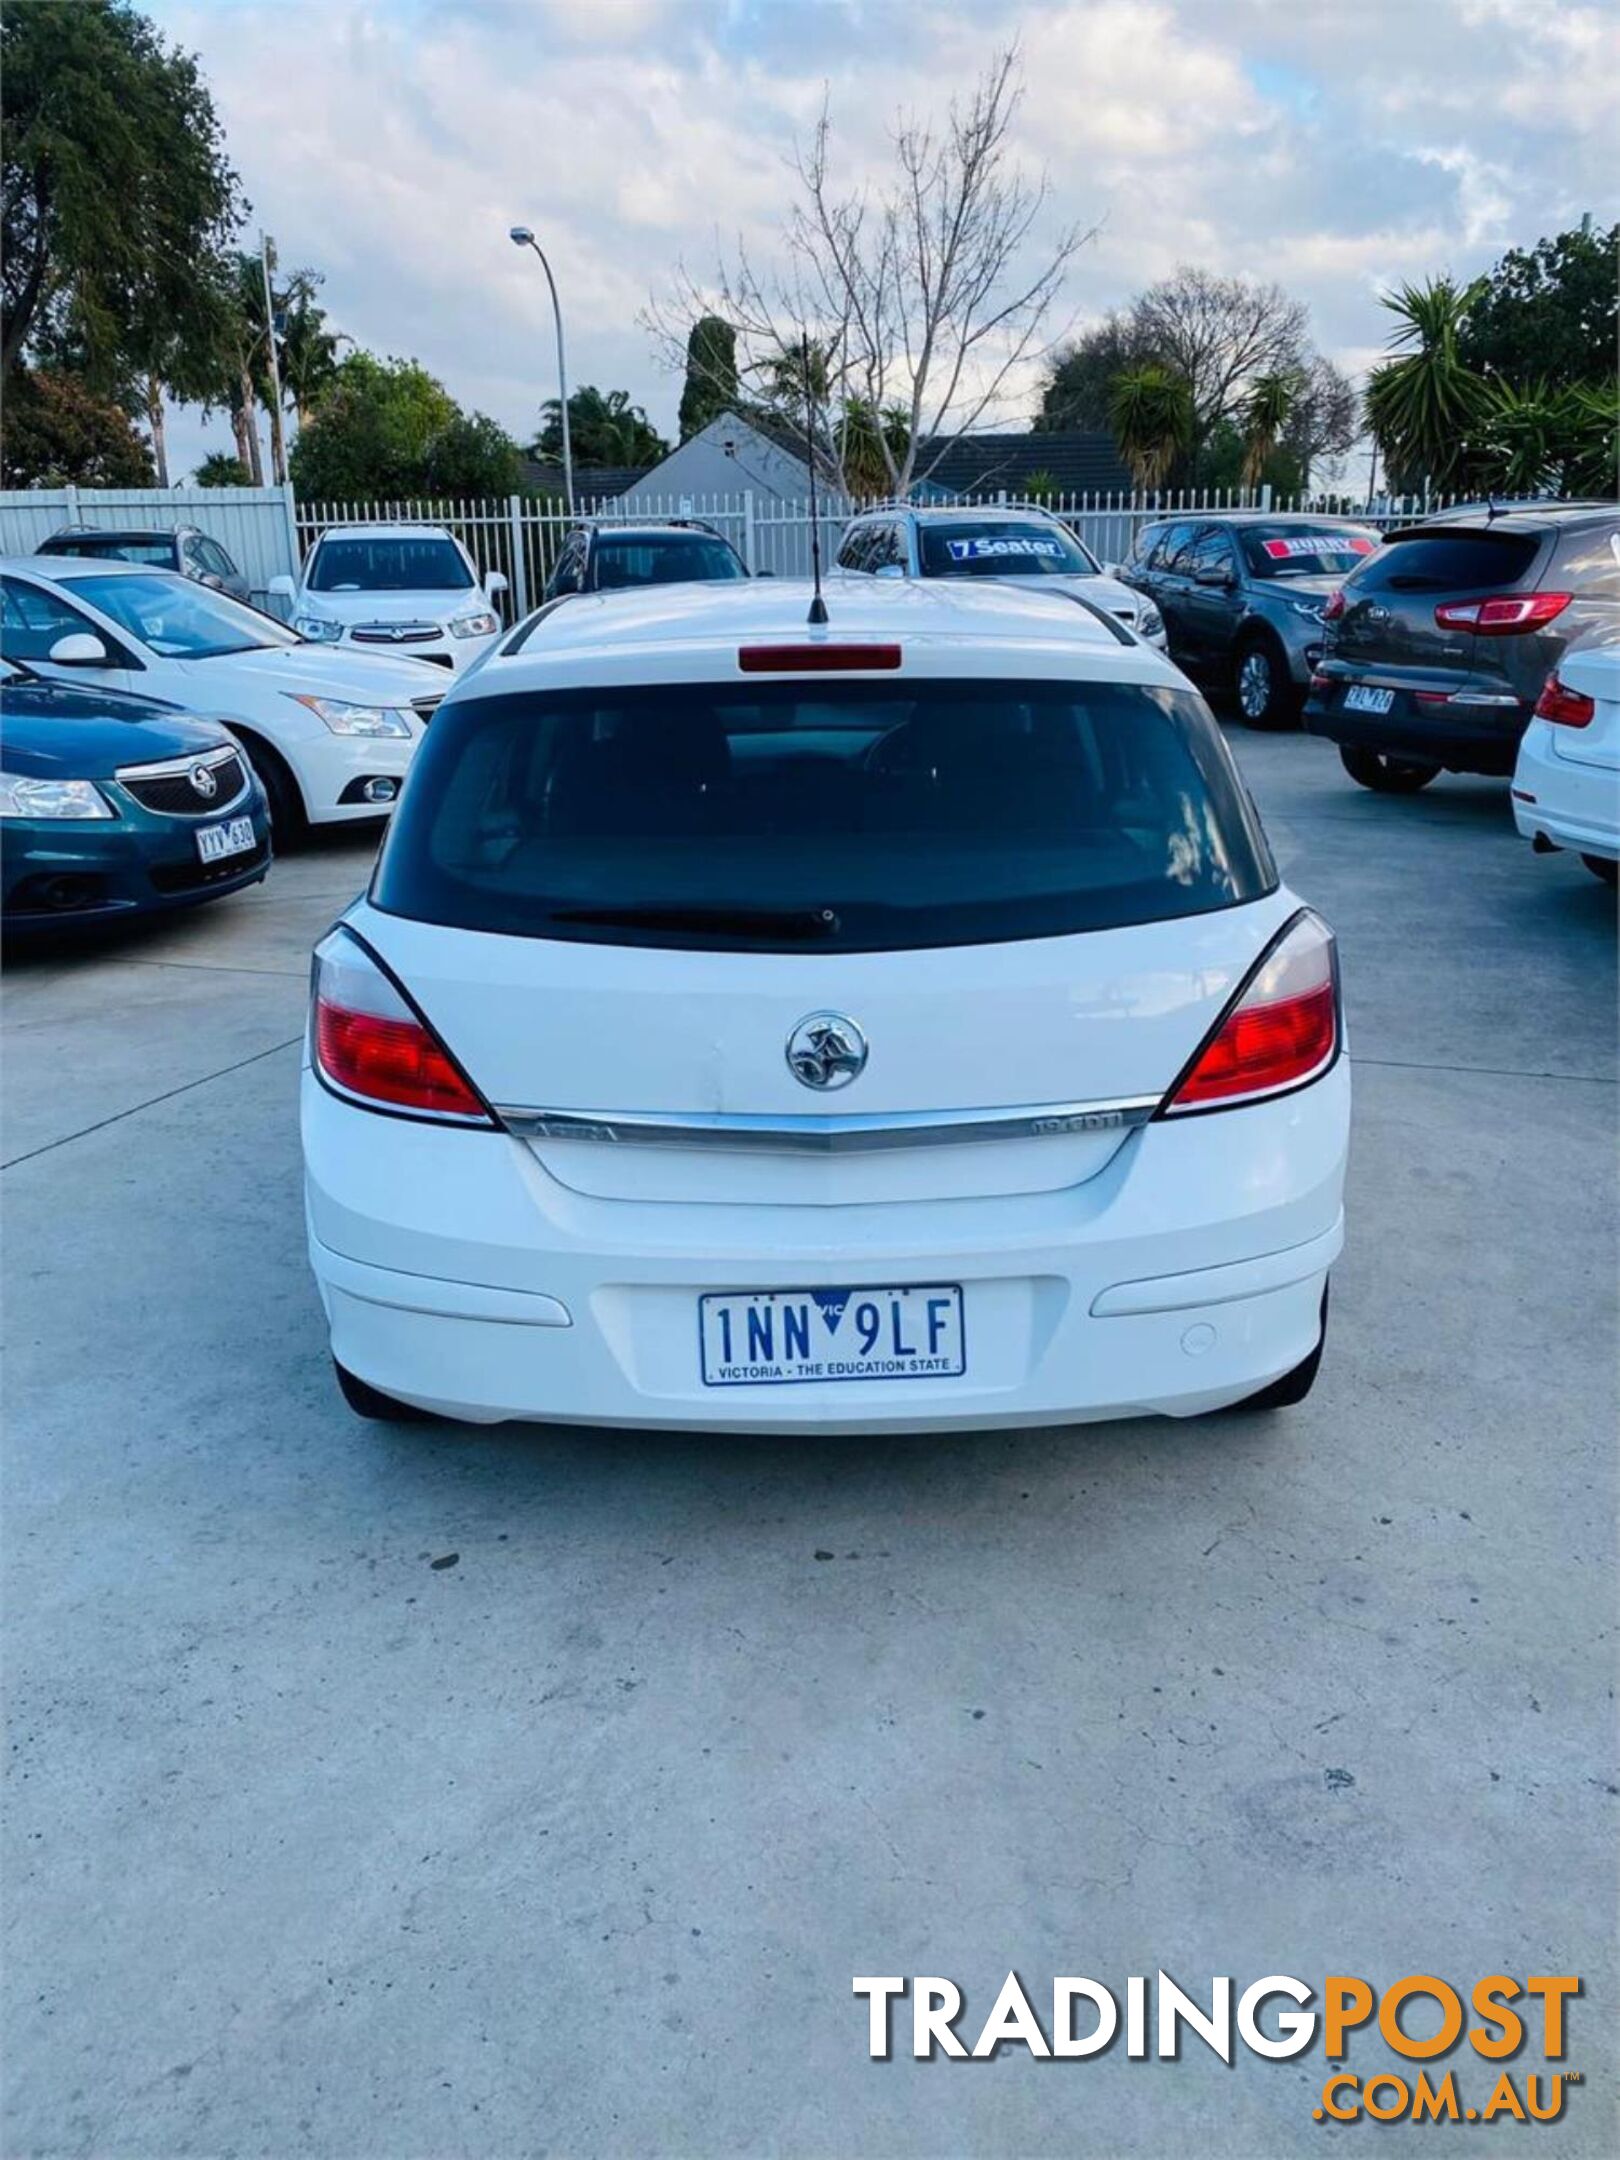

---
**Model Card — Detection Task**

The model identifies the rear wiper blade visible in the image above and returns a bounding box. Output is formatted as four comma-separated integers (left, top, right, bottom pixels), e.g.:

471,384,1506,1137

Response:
551,903,842,938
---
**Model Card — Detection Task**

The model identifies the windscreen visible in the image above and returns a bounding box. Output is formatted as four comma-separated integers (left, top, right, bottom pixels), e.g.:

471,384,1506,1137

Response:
1349,530,1541,593
592,536,746,588
49,539,174,568
372,677,1274,952
307,538,474,592
59,573,295,657
918,522,1100,578
1237,526,1379,578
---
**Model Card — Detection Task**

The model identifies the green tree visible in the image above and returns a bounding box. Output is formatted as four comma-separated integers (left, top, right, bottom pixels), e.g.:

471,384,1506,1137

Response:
1,0,243,391
420,413,523,495
535,386,667,468
1035,314,1159,432
289,353,457,497
1240,372,1300,488
1364,276,1489,492
1458,224,1619,392
277,281,342,428
0,367,154,486
677,315,738,439
1108,365,1193,491
194,450,252,487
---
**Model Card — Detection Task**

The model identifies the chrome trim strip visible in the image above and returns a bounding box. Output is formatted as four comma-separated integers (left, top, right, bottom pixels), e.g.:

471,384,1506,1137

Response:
113,744,251,816
495,1096,1157,1154
114,745,241,783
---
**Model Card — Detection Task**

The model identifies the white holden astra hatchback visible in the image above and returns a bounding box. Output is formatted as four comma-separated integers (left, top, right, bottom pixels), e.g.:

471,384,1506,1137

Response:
302,578,1349,1430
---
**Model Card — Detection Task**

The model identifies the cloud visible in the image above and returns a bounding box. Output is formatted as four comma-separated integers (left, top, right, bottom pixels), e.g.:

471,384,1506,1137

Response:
145,0,1613,481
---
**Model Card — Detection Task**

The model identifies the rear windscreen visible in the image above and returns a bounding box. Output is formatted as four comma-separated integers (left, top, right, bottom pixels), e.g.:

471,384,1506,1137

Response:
1352,531,1540,594
592,536,745,589
372,678,1275,952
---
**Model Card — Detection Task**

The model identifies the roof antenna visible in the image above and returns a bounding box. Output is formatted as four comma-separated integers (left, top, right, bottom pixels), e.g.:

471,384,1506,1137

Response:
801,332,829,626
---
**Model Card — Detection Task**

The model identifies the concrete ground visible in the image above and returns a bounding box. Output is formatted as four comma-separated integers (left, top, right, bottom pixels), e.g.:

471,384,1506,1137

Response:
3,726,1615,2158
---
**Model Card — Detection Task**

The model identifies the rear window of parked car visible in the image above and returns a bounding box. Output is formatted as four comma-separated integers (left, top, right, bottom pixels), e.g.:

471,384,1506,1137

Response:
371,676,1275,953
1350,530,1541,593
43,538,175,567
592,536,746,589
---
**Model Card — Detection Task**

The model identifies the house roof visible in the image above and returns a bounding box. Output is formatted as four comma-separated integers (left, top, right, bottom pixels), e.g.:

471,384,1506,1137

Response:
915,431,1132,498
521,459,655,502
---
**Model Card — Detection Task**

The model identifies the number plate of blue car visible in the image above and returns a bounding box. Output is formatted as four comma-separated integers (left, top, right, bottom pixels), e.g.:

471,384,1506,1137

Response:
699,1284,966,1386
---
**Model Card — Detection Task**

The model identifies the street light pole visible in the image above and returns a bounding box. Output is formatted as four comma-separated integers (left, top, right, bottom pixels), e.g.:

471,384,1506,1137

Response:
508,225,574,516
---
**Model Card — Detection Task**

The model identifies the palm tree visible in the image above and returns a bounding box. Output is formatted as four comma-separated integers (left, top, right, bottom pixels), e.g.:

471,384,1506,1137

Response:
1364,277,1488,493
276,280,342,429
1108,364,1193,491
1240,372,1299,489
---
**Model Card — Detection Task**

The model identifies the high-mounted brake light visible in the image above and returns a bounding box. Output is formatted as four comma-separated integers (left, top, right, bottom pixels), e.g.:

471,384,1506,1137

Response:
310,929,492,1123
1434,591,1571,636
1161,912,1339,1116
738,643,902,673
1534,673,1596,728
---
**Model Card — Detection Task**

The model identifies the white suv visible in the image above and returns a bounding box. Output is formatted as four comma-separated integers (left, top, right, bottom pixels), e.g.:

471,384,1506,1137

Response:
303,576,1348,1430
836,503,1166,648
270,524,507,675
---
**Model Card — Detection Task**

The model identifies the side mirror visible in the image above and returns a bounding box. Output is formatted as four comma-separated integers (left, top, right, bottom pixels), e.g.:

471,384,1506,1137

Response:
754,568,775,578
484,570,509,598
268,573,296,601
198,572,224,591
48,632,110,666
1101,562,1124,579
1195,564,1234,588
874,562,906,580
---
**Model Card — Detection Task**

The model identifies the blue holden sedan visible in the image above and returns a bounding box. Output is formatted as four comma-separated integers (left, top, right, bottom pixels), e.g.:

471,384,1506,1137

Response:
1,659,271,932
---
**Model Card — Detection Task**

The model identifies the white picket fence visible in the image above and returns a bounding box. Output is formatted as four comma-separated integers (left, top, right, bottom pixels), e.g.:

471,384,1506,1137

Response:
2,481,1462,618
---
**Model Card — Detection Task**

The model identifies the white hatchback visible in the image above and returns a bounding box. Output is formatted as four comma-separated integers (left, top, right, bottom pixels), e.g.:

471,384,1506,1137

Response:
302,578,1349,1430
270,524,506,676
1511,645,1620,886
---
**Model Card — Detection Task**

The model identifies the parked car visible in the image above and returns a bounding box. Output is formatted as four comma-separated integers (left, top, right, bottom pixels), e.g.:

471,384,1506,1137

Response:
268,524,507,674
1511,645,1620,885
835,503,1166,649
0,558,448,844
1117,514,1381,726
542,519,750,602
1306,503,1620,791
302,577,1348,1430
1,656,270,931
36,524,252,605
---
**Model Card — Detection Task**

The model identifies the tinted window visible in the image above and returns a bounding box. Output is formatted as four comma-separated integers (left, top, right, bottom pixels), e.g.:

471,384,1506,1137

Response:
60,573,296,656
836,525,874,572
1552,522,1620,601
372,677,1274,953
1129,523,1166,568
199,538,238,579
590,535,745,589
918,521,1096,578
1236,525,1379,579
1,576,102,660
307,537,474,593
1185,527,1237,579
45,537,175,568
1155,523,1199,573
1353,530,1540,594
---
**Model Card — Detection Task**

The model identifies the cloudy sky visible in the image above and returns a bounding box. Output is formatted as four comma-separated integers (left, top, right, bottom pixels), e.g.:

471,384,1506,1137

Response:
147,0,1617,480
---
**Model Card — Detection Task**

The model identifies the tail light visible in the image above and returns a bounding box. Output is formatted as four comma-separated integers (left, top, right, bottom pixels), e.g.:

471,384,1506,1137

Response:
1534,673,1596,728
1161,911,1339,1117
310,928,493,1124
1322,589,1346,622
1433,592,1571,636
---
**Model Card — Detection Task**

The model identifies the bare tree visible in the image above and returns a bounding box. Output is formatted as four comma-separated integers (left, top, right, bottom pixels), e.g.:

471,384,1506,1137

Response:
643,49,1094,498
1129,267,1309,458
1283,354,1361,490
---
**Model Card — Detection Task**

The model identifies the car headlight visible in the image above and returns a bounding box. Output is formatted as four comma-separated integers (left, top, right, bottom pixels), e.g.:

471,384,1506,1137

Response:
293,614,343,643
449,609,499,639
286,695,412,738
0,772,115,820
1287,599,1326,622
1136,602,1165,639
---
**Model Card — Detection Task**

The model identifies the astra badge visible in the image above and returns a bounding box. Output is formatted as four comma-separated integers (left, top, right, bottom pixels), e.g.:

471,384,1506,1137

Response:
786,1012,868,1091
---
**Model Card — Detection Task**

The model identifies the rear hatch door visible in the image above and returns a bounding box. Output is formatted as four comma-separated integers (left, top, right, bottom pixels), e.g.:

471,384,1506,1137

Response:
1330,525,1545,700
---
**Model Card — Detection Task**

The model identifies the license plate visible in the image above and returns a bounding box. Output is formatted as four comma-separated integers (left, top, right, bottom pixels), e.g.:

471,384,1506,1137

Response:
1344,683,1395,715
195,816,256,864
699,1283,966,1387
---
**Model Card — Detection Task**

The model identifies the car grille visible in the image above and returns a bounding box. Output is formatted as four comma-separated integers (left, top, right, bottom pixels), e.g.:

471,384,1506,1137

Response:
351,621,442,645
119,749,249,817
149,837,270,894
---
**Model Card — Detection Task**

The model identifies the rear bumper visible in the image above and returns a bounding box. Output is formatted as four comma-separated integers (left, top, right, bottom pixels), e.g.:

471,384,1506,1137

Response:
1306,689,1529,775
302,1063,1350,1430
1511,722,1620,859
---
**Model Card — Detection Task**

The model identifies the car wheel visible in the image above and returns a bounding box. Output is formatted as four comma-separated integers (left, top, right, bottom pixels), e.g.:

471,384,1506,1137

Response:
1580,854,1618,887
1339,745,1441,794
334,1358,436,1423
1235,634,1301,729
236,733,308,849
1226,1287,1329,1413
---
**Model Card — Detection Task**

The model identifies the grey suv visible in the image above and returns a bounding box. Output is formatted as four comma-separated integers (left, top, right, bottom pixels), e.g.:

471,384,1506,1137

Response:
1120,514,1381,727
544,519,748,600
36,524,251,604
1306,503,1620,791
